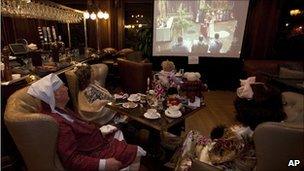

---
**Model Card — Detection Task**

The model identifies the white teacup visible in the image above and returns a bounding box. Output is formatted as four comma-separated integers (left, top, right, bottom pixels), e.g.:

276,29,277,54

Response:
168,106,180,115
147,109,157,115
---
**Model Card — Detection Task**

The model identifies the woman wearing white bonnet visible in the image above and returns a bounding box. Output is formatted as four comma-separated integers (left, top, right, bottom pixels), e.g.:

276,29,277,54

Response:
28,73,146,171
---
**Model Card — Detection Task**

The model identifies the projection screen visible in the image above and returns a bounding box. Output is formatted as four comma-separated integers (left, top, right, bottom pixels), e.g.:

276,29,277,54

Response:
153,0,250,58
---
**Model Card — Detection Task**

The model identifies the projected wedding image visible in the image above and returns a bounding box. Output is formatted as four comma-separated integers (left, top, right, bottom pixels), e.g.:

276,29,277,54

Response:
153,0,249,58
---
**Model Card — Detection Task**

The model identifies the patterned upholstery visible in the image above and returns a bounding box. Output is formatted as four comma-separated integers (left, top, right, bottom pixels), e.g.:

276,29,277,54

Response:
65,63,108,120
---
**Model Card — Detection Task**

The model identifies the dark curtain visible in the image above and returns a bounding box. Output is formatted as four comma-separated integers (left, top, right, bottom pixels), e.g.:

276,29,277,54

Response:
242,0,284,59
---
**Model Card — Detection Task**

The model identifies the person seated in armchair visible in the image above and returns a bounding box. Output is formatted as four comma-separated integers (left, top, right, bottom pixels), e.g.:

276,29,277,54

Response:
75,64,127,125
175,77,286,171
28,73,146,171
234,77,286,130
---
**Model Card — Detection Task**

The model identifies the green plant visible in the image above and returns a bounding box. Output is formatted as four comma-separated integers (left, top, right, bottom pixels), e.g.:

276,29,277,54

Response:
173,4,193,37
137,27,152,58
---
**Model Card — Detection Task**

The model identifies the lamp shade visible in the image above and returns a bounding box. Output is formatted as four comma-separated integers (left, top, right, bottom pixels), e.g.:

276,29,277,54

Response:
84,11,90,19
103,12,109,20
97,10,104,19
90,12,96,20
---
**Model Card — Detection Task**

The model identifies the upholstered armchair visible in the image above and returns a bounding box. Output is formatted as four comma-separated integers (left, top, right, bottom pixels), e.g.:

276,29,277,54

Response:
4,87,65,171
253,92,304,171
100,47,118,65
117,57,153,93
65,63,108,120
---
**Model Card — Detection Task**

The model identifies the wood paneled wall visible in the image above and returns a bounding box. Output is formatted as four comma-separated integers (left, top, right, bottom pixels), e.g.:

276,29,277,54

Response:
1,16,70,49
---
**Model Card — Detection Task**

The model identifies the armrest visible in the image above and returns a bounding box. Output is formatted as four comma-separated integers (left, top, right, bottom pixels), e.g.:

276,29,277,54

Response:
253,122,304,171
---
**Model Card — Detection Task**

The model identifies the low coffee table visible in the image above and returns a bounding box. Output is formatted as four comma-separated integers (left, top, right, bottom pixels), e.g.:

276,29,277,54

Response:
107,99,203,163
106,100,202,133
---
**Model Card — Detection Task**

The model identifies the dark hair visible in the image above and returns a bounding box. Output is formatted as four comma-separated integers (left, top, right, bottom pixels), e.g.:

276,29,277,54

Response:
234,84,286,130
214,33,220,39
210,125,226,140
75,64,92,91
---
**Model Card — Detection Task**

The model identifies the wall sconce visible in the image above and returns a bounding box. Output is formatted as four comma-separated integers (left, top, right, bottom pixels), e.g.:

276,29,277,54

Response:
84,11,90,19
97,10,109,19
83,10,109,20
103,12,109,20
97,10,103,19
90,12,96,20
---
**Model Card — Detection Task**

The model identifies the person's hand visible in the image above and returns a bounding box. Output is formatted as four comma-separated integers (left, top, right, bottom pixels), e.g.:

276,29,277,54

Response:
105,158,122,171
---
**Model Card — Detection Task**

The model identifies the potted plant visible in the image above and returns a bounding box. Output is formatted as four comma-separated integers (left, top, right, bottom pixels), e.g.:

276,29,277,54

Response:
137,27,152,59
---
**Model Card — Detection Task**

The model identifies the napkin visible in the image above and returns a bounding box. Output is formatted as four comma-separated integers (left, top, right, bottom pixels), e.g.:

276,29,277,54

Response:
99,125,117,136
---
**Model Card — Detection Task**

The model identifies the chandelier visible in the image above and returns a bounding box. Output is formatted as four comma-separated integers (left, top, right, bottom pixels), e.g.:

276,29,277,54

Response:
1,0,84,23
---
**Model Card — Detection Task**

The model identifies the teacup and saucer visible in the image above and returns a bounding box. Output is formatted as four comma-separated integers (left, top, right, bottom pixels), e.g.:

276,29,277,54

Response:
165,105,182,118
144,109,161,119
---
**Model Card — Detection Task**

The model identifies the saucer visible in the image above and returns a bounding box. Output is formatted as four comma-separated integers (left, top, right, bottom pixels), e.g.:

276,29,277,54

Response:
122,102,138,108
144,112,161,119
165,109,182,118
128,94,141,102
